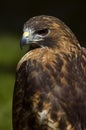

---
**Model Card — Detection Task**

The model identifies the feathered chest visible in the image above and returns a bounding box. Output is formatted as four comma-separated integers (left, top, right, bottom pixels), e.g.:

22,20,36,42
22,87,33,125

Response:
13,48,86,130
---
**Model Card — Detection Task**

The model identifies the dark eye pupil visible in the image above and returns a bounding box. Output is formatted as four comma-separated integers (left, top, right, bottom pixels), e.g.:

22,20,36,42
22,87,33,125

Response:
37,29,48,35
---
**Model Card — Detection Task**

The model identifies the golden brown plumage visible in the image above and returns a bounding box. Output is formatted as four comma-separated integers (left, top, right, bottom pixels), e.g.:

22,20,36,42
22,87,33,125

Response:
13,15,86,130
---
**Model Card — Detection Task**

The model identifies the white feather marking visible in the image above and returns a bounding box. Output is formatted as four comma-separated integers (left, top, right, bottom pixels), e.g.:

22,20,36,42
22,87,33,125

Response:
38,110,48,124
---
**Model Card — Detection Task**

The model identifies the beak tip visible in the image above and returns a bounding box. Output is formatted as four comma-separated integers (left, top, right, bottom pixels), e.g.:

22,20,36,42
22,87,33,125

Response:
20,37,27,49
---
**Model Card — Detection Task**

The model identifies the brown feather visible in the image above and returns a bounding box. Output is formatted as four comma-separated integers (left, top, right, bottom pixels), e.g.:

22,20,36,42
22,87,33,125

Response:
13,15,86,130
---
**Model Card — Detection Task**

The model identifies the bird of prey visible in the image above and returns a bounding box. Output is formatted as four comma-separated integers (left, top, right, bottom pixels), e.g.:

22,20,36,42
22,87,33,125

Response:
12,15,86,130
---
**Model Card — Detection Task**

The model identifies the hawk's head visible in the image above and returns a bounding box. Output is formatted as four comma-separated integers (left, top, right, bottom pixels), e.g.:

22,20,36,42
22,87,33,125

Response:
20,15,80,50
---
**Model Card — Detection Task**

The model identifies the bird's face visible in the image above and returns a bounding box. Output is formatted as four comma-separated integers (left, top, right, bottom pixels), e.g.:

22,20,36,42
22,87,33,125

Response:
20,15,63,50
20,15,79,50
20,24,51,49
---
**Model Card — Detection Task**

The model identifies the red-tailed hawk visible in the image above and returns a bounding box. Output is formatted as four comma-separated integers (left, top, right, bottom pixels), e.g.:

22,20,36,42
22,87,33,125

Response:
12,15,86,130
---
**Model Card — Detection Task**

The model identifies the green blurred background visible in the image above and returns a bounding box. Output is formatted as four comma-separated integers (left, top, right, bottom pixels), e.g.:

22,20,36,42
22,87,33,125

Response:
0,0,86,130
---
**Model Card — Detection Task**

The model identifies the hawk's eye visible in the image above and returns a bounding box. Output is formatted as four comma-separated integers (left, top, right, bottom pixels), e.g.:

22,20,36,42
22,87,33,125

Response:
36,29,49,36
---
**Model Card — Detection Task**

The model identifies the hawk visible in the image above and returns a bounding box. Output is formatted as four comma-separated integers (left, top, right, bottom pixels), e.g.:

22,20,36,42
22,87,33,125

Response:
12,15,86,130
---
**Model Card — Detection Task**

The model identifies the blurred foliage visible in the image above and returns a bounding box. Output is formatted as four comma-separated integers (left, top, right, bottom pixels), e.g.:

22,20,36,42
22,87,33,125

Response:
0,34,27,130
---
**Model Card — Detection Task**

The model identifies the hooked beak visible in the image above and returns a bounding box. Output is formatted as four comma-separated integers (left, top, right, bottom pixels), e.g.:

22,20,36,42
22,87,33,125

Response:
20,29,44,50
20,31,30,49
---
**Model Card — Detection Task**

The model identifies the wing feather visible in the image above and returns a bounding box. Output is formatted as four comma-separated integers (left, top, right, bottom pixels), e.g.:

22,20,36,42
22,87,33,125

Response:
13,47,86,130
